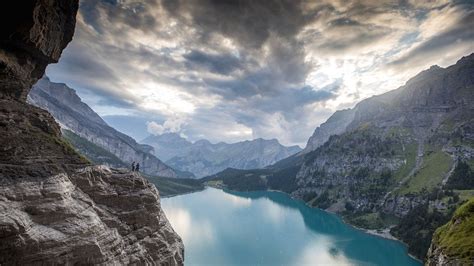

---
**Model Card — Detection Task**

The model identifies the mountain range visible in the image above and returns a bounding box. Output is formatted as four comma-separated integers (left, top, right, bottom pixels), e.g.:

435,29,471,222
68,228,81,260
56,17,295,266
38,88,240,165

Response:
204,53,474,261
25,51,474,263
28,76,301,179
142,133,301,178
28,76,177,178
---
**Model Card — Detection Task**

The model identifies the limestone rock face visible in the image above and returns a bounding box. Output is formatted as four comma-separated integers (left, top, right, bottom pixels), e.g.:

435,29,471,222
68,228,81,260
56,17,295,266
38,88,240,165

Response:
0,1,184,264
302,108,355,154
29,76,178,178
294,54,474,216
0,1,86,178
0,1,78,101
0,166,184,265
0,98,88,179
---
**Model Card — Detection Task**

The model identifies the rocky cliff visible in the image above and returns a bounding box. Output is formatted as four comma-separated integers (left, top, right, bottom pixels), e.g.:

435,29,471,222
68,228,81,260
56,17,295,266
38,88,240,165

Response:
29,76,177,178
143,133,301,178
204,53,474,261
0,1,86,179
292,54,474,260
0,1,184,264
302,108,355,154
426,198,474,265
0,166,184,265
295,53,474,216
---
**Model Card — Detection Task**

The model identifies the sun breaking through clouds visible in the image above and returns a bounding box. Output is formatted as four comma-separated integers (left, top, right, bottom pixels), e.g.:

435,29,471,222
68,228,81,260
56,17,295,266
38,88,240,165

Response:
46,0,474,146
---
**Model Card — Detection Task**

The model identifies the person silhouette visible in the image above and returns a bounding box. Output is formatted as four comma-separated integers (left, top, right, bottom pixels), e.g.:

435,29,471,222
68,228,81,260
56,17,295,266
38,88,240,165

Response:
135,163,140,172
131,161,135,172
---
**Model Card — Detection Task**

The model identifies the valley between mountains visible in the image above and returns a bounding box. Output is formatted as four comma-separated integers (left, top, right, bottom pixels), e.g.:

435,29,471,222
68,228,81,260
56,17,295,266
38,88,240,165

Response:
1,1,472,264
29,52,474,263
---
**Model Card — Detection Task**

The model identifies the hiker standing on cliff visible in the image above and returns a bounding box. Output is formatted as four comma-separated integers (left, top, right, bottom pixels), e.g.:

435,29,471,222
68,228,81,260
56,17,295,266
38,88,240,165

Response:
135,163,140,172
131,161,135,172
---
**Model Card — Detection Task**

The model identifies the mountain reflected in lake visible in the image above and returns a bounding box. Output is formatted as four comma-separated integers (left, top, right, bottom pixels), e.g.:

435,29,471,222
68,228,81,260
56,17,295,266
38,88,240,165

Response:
162,188,420,266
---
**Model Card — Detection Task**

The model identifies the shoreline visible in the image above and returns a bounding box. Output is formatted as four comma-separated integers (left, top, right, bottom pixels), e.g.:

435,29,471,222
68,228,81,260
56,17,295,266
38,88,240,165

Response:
160,187,206,198
201,184,424,263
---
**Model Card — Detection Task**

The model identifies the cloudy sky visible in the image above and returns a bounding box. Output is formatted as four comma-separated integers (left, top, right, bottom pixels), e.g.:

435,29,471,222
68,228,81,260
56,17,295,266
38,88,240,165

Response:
46,0,474,147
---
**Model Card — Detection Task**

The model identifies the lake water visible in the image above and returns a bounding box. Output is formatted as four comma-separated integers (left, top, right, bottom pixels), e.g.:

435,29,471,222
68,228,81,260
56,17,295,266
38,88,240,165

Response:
162,188,421,266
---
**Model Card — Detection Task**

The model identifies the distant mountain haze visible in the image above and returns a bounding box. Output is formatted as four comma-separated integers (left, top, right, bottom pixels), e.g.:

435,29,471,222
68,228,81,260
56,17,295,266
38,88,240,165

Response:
142,133,193,161
142,133,301,178
27,76,301,179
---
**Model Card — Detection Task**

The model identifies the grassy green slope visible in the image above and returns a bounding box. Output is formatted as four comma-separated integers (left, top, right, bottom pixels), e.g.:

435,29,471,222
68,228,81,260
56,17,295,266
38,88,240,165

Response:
400,149,453,194
432,198,474,264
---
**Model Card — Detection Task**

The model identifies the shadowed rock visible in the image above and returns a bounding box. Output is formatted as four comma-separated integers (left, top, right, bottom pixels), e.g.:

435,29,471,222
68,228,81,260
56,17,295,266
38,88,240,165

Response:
0,1,184,264
0,1,78,101
0,166,184,265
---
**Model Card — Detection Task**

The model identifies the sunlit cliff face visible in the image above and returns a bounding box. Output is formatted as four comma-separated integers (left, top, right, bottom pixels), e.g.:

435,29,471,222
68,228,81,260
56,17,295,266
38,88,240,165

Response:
47,0,474,146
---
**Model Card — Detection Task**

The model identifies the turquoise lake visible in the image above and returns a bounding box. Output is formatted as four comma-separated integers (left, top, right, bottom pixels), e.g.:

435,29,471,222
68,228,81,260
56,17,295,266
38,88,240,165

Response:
162,188,421,266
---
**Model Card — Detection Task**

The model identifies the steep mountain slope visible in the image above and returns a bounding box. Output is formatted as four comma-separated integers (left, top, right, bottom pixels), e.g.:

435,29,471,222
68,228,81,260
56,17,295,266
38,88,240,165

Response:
28,76,177,178
294,53,474,216
426,198,474,265
293,54,474,260
61,129,201,196
302,108,355,153
62,129,127,168
143,133,301,178
0,1,184,264
202,53,474,261
142,133,194,161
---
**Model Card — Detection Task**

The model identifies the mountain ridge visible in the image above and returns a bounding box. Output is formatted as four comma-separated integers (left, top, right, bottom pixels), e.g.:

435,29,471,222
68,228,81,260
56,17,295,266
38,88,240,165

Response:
201,53,474,261
28,76,178,178
142,132,301,178
302,53,474,154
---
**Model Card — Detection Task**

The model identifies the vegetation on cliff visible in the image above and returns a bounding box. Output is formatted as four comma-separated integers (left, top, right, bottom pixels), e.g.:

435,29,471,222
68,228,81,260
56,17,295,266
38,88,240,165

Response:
445,161,474,190
62,129,125,167
430,198,474,264
391,202,455,259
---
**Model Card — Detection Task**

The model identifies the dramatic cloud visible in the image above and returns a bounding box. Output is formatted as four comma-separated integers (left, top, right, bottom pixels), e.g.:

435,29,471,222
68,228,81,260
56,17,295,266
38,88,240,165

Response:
46,0,474,146
147,117,187,135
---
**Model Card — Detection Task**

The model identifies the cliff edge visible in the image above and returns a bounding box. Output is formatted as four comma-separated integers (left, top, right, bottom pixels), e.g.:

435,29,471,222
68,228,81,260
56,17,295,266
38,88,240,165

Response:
0,1,184,264
426,198,474,265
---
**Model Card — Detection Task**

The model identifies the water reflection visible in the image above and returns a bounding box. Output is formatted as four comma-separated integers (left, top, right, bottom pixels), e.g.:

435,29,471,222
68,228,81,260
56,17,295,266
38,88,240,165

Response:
162,188,420,266
164,207,215,247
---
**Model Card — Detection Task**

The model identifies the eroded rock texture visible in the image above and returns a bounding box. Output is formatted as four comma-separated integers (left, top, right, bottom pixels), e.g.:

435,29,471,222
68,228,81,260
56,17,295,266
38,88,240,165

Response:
28,76,178,178
0,1,86,178
0,166,184,265
0,1,184,264
0,1,78,101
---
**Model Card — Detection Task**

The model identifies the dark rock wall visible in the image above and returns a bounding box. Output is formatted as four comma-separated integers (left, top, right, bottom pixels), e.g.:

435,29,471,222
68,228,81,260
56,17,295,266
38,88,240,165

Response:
0,1,184,265
0,166,184,265
0,1,78,101
0,1,87,179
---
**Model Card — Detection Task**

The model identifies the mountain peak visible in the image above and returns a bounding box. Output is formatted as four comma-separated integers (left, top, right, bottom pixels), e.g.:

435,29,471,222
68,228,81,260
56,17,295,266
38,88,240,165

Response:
195,139,212,145
456,52,474,64
159,132,186,141
146,136,301,178
405,64,445,85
